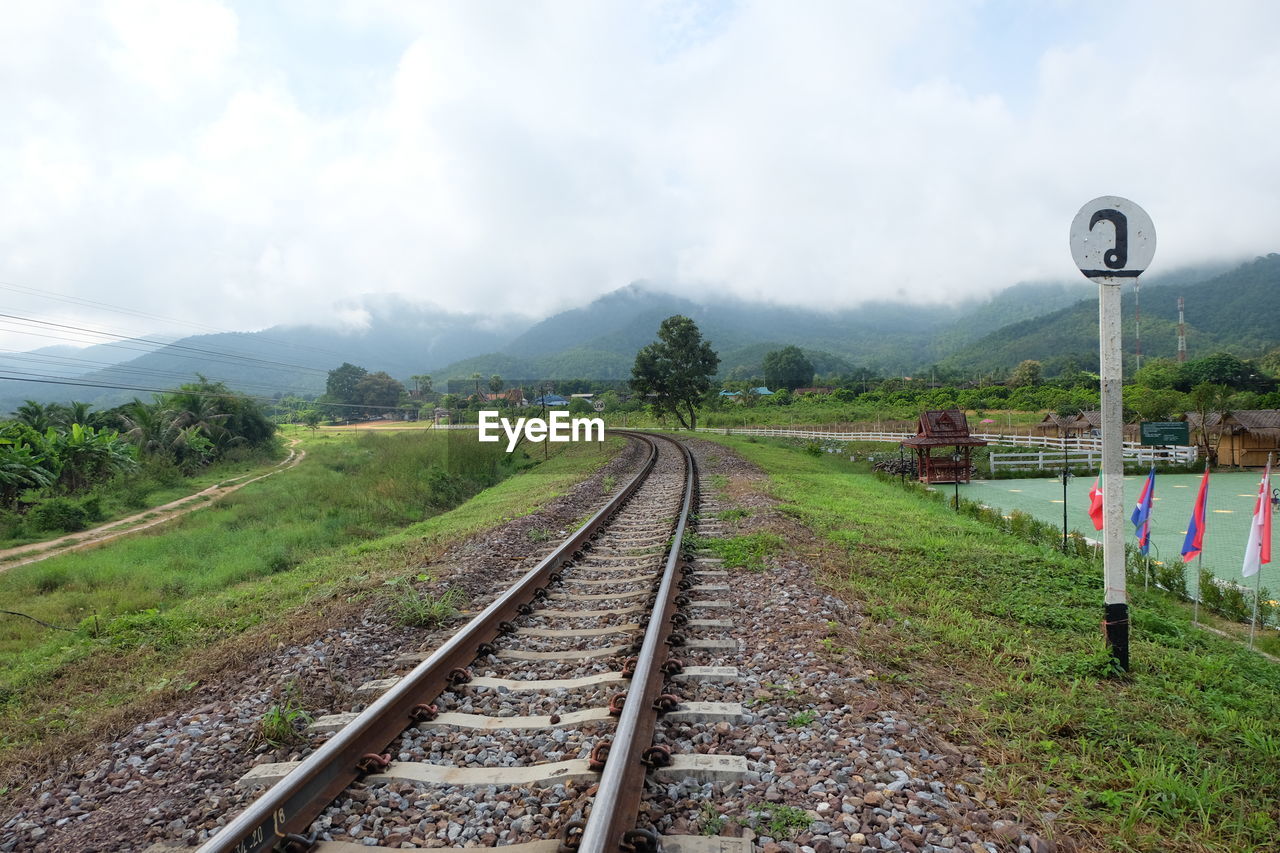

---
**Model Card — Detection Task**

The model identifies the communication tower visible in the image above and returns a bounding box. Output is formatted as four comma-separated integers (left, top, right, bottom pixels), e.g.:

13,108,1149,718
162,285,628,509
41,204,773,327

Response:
1177,296,1187,362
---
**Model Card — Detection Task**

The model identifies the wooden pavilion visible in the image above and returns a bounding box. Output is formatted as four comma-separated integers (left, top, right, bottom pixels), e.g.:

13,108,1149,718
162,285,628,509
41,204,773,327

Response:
902,409,987,484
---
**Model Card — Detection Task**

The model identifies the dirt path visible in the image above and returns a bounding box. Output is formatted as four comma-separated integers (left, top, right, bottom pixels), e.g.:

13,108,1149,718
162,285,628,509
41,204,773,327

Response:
0,440,306,574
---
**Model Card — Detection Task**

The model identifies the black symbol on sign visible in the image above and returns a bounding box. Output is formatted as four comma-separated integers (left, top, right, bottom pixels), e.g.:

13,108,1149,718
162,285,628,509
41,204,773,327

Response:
1089,208,1128,269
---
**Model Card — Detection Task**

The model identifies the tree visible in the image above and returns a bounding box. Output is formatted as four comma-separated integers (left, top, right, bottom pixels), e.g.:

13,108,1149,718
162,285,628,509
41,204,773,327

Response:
327,363,368,404
1133,358,1180,390
14,400,53,433
630,315,719,430
763,346,815,392
1176,352,1272,392
1187,382,1232,465
1125,386,1187,422
489,375,504,394
1008,360,1043,388
301,410,322,430
354,371,405,412
410,374,434,395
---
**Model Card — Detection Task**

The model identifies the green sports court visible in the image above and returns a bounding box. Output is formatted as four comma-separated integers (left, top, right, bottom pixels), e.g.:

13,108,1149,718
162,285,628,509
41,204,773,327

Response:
957,471,1279,595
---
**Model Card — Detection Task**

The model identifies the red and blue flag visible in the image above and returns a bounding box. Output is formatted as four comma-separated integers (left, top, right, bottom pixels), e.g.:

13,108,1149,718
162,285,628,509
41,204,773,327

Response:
1130,466,1156,555
1181,466,1210,563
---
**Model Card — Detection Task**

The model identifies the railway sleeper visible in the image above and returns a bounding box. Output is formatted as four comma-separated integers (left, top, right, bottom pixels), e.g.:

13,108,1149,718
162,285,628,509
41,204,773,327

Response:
307,701,743,734
238,752,747,791
306,835,750,853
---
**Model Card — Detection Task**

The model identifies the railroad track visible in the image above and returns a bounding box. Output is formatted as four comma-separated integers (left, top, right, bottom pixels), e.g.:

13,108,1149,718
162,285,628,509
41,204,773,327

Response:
196,432,749,853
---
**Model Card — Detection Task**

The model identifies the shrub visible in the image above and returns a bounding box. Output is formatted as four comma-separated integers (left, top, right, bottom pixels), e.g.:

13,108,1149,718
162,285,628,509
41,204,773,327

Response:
28,497,89,533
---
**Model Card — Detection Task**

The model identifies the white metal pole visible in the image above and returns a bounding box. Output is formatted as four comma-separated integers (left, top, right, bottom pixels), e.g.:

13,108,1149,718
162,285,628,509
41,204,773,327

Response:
1100,279,1130,670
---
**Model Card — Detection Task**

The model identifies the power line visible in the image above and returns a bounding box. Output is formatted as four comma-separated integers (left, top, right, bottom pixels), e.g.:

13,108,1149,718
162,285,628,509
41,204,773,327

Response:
0,278,354,361
0,349,323,397
0,312,331,376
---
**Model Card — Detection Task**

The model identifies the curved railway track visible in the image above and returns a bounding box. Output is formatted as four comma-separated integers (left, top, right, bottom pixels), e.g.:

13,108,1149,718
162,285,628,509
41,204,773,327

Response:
197,431,748,853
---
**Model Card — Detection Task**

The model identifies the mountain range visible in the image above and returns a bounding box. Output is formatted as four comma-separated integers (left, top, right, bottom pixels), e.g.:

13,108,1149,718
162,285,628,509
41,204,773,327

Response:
0,254,1275,413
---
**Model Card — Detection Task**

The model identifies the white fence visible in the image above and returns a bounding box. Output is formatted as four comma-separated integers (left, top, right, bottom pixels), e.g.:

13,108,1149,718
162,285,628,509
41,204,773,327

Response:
686,425,1198,468
988,445,1197,473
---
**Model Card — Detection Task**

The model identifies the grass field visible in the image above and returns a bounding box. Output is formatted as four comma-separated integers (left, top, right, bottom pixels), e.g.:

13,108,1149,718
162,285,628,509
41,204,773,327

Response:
701,435,1280,853
0,429,622,772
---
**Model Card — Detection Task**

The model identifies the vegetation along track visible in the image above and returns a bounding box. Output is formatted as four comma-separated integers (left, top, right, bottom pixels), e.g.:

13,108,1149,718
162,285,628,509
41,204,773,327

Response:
198,431,748,853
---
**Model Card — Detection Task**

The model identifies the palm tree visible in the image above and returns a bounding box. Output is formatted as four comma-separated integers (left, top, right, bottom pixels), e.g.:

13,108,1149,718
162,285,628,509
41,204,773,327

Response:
61,401,93,428
14,400,52,433
118,399,180,457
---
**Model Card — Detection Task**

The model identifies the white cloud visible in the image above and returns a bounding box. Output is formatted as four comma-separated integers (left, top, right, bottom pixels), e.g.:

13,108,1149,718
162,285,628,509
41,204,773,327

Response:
1,0,1279,352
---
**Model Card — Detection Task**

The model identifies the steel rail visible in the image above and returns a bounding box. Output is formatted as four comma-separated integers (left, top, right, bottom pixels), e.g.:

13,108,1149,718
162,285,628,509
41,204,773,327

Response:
197,432,661,853
576,433,697,853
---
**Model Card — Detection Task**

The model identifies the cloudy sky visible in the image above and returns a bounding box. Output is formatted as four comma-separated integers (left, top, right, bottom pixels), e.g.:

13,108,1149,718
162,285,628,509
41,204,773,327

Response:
1,0,1278,349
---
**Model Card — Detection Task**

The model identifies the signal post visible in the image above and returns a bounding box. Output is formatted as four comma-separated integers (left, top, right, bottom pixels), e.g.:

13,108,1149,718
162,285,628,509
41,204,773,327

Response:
1069,196,1157,671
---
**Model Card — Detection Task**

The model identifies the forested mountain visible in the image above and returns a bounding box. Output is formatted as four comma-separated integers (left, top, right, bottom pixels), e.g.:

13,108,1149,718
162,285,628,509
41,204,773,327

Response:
0,255,1274,414
0,299,526,412
940,254,1280,375
429,277,1103,382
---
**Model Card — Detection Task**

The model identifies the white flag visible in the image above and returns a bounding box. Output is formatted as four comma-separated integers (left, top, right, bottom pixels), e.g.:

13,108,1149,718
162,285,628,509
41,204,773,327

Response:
1242,461,1272,578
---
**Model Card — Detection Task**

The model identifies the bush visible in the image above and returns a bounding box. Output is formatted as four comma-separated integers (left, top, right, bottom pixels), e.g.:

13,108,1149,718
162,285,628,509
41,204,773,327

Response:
28,497,90,533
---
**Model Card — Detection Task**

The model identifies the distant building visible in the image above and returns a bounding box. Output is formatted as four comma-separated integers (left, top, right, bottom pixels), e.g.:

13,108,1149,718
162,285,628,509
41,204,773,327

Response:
750,387,774,396
531,394,570,407
1183,409,1280,467
793,387,834,395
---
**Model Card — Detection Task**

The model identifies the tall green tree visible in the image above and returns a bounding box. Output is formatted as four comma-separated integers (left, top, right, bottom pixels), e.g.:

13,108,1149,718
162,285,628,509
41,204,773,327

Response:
762,346,815,391
1008,360,1043,388
327,362,368,404
1133,358,1180,390
14,400,53,432
630,315,719,430
1187,382,1232,465
352,371,404,413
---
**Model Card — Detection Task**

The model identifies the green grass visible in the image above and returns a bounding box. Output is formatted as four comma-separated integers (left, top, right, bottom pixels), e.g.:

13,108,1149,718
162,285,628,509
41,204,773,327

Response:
747,803,812,839
786,709,817,727
0,432,623,767
384,578,466,628
687,531,783,571
703,435,1280,852
258,683,313,747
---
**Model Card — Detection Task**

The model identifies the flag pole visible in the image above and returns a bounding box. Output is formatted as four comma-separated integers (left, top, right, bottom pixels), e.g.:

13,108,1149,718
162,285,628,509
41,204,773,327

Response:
1246,451,1274,649
1193,553,1201,625
1249,564,1262,650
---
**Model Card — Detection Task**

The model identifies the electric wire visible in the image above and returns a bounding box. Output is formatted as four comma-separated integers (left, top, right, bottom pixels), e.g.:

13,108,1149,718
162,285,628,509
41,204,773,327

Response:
0,278,354,361
0,312,331,375
0,350,323,398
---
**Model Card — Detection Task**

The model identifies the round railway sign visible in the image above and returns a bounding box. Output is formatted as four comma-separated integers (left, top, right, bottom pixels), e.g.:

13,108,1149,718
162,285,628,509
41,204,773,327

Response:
1069,195,1156,284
